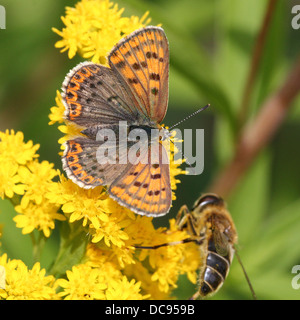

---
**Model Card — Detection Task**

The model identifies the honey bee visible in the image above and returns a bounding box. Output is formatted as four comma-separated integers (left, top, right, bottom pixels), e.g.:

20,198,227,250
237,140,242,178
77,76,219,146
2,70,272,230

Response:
136,193,256,299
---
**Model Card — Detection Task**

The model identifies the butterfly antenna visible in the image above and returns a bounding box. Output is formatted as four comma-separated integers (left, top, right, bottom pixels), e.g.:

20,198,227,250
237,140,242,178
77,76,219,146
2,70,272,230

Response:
167,104,209,169
169,104,210,130
234,247,257,300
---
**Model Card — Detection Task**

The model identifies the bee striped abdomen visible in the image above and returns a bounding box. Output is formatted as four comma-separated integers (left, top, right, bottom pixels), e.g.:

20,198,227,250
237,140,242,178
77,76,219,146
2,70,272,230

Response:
200,238,231,297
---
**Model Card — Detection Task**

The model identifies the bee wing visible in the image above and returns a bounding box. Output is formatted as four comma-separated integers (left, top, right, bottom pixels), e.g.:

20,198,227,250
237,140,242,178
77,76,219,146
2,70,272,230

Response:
213,228,230,257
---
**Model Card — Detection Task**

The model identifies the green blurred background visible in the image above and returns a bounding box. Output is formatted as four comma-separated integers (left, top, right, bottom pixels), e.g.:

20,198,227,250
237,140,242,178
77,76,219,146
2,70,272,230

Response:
1,0,300,300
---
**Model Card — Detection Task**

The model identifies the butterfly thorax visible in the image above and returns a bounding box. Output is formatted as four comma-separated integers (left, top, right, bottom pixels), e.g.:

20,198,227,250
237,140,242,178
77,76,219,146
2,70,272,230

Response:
129,124,156,134
128,121,171,143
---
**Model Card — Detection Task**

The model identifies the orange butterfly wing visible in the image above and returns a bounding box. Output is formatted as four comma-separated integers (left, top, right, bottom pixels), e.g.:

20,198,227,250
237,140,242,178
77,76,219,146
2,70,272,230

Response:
108,26,169,123
109,143,171,216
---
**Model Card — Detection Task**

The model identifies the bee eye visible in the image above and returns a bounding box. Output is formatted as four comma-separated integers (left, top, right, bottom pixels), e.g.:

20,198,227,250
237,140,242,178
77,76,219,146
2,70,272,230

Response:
193,194,223,211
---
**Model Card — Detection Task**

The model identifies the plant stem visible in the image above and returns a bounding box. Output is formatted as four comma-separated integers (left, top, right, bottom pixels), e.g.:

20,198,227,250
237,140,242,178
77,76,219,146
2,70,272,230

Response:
238,0,278,129
32,232,47,264
208,56,300,198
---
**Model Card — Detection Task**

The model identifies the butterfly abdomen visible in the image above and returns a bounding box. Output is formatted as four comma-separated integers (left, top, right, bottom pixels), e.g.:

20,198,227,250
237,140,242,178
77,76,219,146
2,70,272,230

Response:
199,236,232,297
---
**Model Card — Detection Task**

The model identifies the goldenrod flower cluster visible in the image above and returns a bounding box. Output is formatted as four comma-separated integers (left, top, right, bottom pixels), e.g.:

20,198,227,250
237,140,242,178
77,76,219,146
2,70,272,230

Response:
0,130,65,237
52,0,151,64
0,254,57,300
0,0,200,300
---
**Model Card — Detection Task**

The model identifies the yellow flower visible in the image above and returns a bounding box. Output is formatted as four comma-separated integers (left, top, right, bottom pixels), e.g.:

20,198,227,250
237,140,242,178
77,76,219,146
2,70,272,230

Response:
124,261,170,300
0,130,39,200
0,265,5,290
85,243,124,279
48,91,65,125
47,175,108,225
53,0,151,63
0,163,26,200
0,130,40,167
105,276,149,300
5,159,65,237
0,254,57,300
18,160,59,209
14,200,65,237
56,263,107,300
135,219,200,294
57,123,85,151
46,174,135,247
56,255,148,300
163,133,186,201
81,244,150,300
89,212,130,247
86,240,135,272
125,215,165,249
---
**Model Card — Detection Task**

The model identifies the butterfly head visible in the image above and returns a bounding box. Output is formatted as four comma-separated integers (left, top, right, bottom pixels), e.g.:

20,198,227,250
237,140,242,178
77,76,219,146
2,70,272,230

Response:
160,127,172,141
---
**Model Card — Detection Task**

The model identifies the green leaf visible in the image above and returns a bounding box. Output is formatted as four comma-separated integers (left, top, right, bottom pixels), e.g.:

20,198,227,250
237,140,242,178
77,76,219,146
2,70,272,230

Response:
224,198,300,300
214,0,267,111
250,199,300,272
255,0,286,110
0,199,33,266
49,221,89,278
228,151,271,244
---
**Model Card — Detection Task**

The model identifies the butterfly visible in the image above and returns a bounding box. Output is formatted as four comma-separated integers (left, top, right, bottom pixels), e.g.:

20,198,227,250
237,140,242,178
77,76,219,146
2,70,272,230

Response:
61,26,172,217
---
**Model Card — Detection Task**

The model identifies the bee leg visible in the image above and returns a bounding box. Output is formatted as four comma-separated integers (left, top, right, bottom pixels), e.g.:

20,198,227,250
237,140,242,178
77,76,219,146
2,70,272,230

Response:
189,291,200,300
176,205,199,237
175,205,190,225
